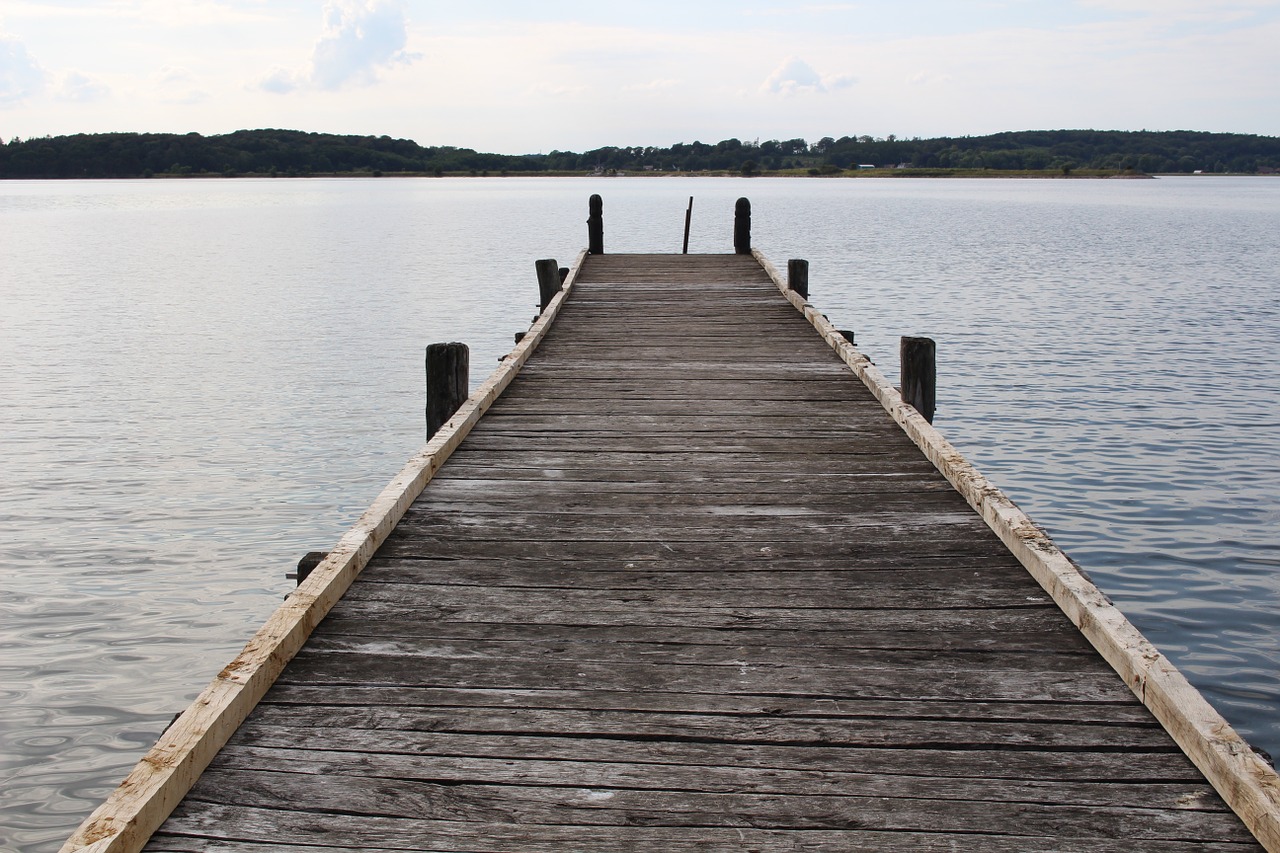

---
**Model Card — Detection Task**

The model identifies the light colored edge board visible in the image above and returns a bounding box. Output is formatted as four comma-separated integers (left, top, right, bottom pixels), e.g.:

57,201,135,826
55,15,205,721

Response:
752,248,1280,852
58,249,591,853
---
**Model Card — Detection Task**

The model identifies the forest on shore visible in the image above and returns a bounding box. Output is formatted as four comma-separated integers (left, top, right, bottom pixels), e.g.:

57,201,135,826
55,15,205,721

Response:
2,128,1278,179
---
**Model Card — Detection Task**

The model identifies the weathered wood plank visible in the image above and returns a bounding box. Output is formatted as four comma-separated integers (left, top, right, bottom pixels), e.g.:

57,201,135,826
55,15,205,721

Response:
173,768,1253,840
185,758,1223,809
304,614,1093,653
257,684,1149,723
220,733,1202,784
239,702,1172,749
274,650,1138,703
334,578,1057,614
313,595,1080,633
146,804,1260,853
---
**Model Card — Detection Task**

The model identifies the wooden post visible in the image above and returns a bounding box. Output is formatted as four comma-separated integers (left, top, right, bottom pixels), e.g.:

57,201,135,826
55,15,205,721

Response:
734,197,751,254
900,336,936,424
682,196,693,254
287,551,329,586
425,342,469,440
837,330,856,344
535,258,561,312
588,194,604,254
787,259,809,299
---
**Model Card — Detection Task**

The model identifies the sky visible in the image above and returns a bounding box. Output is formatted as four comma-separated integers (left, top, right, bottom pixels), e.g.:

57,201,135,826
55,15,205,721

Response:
2,0,1278,154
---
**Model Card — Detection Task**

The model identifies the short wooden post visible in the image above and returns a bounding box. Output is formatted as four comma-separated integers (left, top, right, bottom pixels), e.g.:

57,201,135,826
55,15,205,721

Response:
900,336,936,424
788,259,809,299
426,342,469,440
287,551,329,586
682,196,693,254
837,330,856,344
535,258,561,312
734,197,751,254
588,194,604,254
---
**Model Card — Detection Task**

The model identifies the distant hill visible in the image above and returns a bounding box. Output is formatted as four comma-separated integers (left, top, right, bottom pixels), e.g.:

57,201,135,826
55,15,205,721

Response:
2,128,1278,178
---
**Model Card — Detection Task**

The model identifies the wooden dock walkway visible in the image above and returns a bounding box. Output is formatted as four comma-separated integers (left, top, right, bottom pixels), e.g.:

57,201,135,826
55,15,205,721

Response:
66,249,1279,851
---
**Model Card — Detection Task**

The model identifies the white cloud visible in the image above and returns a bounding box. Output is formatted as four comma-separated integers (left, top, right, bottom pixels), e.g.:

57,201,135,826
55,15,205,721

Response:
257,0,418,94
309,0,416,90
258,67,297,94
761,56,854,95
56,70,110,102
1,34,46,107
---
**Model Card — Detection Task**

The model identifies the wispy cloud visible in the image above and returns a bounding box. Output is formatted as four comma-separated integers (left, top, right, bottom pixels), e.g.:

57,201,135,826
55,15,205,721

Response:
260,0,418,94
624,78,682,92
528,82,587,97
0,33,46,107
761,56,854,95
908,69,951,86
1076,0,1274,15
745,4,861,16
154,65,209,105
4,0,280,26
56,70,110,102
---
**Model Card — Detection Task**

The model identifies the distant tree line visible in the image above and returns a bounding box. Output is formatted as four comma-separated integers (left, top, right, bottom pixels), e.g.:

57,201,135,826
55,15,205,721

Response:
2,128,1278,179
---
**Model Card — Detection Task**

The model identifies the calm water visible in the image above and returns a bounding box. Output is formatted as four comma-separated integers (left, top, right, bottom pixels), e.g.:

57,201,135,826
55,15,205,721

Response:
2,176,1278,851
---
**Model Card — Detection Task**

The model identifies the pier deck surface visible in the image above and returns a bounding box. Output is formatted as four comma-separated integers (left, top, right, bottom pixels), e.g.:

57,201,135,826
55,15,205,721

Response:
142,254,1261,851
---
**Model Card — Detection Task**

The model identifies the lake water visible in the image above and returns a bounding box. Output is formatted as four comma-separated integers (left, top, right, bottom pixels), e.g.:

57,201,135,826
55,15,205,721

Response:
2,175,1278,851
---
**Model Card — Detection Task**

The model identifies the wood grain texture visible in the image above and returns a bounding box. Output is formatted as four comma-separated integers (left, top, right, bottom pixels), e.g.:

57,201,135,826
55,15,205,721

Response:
67,252,1269,851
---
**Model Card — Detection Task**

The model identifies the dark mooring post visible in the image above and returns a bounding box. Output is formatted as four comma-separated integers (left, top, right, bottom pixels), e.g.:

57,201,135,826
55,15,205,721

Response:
425,342,469,440
682,196,693,254
588,194,604,254
900,336,936,424
787,259,809,300
535,258,561,312
287,551,329,586
734,197,751,254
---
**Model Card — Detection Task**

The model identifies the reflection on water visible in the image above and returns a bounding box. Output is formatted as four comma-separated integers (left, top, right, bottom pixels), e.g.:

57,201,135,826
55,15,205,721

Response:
2,176,1278,850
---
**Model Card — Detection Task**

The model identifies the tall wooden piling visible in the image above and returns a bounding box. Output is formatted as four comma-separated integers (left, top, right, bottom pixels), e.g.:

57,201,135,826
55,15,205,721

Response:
682,197,693,254
535,258,562,312
899,335,936,423
734,197,751,254
425,342,469,440
588,194,604,254
788,259,809,299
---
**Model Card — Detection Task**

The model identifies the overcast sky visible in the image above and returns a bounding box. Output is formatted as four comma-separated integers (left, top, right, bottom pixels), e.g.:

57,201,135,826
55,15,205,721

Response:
2,1,1278,153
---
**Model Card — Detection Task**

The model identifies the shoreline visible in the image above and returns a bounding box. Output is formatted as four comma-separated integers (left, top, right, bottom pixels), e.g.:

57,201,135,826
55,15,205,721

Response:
3,168,1223,181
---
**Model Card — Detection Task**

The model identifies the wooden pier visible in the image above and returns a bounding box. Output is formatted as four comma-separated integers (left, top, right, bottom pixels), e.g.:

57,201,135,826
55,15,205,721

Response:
64,210,1280,851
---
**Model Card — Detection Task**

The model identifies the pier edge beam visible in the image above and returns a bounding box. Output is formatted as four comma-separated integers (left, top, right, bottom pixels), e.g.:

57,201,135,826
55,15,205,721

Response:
425,342,470,440
734,197,751,254
788,259,809,300
588,194,604,254
900,335,937,424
